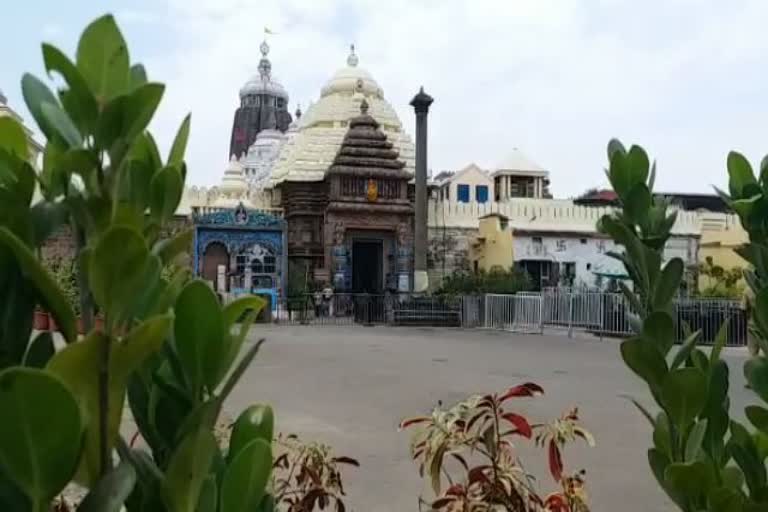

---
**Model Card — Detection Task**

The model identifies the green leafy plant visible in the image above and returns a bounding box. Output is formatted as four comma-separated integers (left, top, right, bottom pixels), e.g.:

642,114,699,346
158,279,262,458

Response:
438,267,532,295
697,256,745,299
400,383,592,511
0,13,273,511
598,139,768,510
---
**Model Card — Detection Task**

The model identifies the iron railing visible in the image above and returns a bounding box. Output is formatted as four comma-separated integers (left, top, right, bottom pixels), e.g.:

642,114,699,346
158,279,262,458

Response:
255,289,748,347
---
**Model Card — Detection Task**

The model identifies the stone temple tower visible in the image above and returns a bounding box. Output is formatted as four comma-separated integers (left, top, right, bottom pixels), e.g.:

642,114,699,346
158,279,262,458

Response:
228,39,292,158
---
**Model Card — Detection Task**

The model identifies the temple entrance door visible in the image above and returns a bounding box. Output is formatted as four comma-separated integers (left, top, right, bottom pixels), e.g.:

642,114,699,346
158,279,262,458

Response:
202,242,229,291
352,240,383,293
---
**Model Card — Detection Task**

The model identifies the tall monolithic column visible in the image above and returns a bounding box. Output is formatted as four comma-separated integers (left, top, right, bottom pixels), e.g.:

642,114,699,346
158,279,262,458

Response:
410,87,434,292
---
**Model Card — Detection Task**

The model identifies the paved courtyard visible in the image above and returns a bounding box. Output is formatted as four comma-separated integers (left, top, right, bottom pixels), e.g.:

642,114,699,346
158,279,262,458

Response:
226,325,755,512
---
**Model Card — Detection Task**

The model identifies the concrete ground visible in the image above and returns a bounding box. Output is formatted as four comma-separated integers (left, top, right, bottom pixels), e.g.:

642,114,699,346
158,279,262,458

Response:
225,325,756,512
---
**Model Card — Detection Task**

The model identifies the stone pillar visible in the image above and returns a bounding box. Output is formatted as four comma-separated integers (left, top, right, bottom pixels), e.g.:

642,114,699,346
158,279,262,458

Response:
410,87,433,292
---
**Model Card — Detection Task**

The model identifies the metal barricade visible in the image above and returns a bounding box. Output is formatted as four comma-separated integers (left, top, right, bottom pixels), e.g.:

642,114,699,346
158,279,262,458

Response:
484,293,543,333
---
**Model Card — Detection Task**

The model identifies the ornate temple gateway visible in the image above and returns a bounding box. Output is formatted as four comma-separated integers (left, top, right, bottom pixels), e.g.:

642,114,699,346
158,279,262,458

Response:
281,100,413,292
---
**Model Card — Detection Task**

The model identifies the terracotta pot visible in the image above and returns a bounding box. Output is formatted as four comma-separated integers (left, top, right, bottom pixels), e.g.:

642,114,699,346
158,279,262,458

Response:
33,310,49,331
94,315,105,333
77,317,85,335
48,313,58,332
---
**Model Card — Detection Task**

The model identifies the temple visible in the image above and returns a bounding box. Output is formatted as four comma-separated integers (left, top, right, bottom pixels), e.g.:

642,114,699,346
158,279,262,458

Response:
228,39,292,158
24,38,743,301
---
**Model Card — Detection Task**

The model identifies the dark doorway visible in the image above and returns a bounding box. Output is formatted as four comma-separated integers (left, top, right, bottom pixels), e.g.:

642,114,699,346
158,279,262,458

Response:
352,240,383,293
202,242,229,291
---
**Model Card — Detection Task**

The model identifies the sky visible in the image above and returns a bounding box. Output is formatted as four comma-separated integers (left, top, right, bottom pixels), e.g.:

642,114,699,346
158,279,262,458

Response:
3,0,768,198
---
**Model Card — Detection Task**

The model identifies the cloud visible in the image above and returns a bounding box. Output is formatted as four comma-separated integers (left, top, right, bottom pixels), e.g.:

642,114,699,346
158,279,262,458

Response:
134,0,768,196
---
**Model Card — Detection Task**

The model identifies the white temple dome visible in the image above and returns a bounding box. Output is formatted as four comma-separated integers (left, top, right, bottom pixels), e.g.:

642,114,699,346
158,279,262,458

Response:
271,46,415,184
239,40,289,100
220,155,248,194
320,45,383,99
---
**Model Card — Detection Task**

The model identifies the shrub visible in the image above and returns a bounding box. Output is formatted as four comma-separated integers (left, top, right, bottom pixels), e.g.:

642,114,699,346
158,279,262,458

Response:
0,13,275,511
400,383,592,511
439,267,532,295
598,139,768,510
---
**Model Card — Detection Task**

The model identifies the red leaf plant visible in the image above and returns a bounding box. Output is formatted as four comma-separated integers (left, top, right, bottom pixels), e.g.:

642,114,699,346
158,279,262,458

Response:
399,383,593,512
272,433,359,512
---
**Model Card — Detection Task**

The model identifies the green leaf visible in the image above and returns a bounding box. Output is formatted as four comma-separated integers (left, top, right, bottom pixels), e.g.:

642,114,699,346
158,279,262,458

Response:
660,368,707,431
607,138,626,160
670,329,700,370
0,368,82,508
89,226,161,326
152,228,193,266
130,64,148,90
727,151,757,198
727,422,766,495
653,258,683,310
162,424,217,512
167,114,191,166
76,14,130,103
685,419,708,461
20,73,59,140
746,405,768,434
754,288,768,340
721,465,745,491
623,184,651,225
131,132,162,171
218,296,266,384
217,338,265,404
745,356,768,403
150,166,183,223
41,102,83,148
625,396,655,426
665,460,716,497
124,82,165,139
653,412,673,459
710,320,729,364
78,460,137,512
0,227,77,343
220,439,272,512
621,337,668,393
642,311,675,357
174,280,225,395
47,316,171,485
626,145,650,187
196,475,217,512
23,332,55,368
0,117,28,158
648,449,685,508
707,486,742,512
41,42,98,133
228,404,275,462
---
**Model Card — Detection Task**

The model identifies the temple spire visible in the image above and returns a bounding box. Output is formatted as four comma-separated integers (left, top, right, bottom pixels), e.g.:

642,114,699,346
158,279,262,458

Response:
347,44,359,67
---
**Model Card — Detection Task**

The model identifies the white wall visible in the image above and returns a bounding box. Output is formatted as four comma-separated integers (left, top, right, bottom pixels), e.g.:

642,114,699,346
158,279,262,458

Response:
513,233,699,288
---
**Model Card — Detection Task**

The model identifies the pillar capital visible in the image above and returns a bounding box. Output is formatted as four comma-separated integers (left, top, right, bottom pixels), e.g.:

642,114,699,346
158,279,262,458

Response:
410,86,434,114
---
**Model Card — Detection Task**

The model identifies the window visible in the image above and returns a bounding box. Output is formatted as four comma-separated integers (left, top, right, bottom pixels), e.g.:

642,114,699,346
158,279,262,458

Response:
556,240,566,252
476,185,489,203
533,237,543,245
457,184,470,203
251,253,276,274
580,238,587,244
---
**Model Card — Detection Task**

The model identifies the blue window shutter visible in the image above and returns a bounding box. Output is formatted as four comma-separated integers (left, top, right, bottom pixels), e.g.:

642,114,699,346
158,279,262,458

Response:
476,185,488,203
457,184,470,203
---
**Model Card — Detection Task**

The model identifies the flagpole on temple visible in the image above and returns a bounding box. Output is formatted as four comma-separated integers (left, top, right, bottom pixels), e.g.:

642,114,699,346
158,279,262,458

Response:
410,86,434,293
